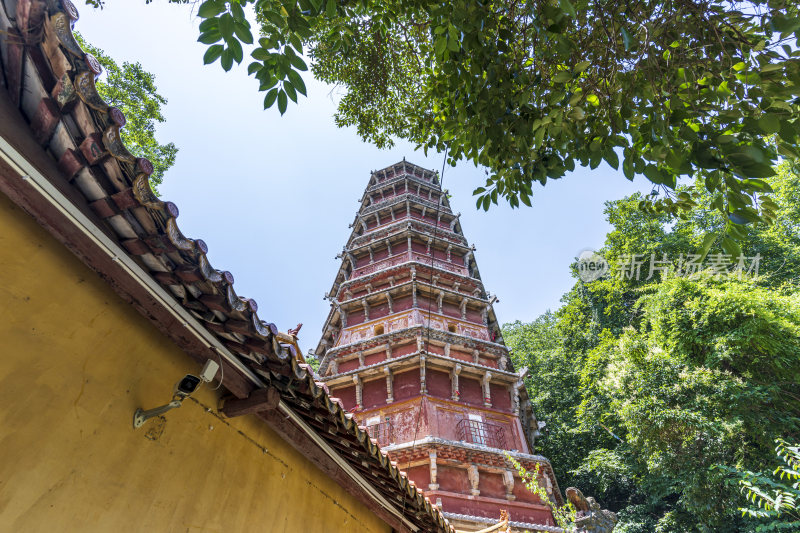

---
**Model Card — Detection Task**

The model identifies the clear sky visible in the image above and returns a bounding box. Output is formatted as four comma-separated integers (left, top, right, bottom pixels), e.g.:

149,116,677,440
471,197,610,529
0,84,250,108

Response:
76,1,647,355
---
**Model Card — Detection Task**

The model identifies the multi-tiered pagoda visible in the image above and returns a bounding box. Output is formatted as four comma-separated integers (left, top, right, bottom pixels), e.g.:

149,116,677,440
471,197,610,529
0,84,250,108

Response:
314,161,562,532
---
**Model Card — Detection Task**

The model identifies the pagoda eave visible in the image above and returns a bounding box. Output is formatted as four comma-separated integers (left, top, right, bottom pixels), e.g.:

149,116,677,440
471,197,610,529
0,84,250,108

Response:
321,351,523,386
323,325,511,359
348,218,468,250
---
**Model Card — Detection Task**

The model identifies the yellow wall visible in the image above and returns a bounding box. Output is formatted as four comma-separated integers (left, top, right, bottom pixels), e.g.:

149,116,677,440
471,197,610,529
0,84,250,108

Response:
0,192,391,533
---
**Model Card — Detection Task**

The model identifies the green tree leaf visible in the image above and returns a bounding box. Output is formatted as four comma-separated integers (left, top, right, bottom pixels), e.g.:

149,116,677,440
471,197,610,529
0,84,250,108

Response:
203,44,224,64
277,89,288,114
263,87,279,108
287,69,307,96
197,0,225,19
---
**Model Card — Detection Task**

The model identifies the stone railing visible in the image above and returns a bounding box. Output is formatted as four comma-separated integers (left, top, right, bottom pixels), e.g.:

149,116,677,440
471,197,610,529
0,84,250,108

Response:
335,310,490,347
363,193,445,216
349,218,467,249
409,252,468,275
366,171,435,194
336,311,416,346
352,252,413,278
351,251,468,278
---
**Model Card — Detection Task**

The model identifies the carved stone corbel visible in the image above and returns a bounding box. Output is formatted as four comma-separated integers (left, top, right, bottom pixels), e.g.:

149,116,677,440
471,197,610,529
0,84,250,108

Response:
333,301,347,328
420,355,427,394
429,451,439,490
512,380,523,416
482,371,493,408
467,464,480,496
385,366,394,403
353,374,362,410
450,213,461,232
451,364,461,401
503,470,516,501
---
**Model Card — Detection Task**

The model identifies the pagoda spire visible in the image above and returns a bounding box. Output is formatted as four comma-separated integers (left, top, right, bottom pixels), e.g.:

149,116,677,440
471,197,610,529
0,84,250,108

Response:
314,161,562,532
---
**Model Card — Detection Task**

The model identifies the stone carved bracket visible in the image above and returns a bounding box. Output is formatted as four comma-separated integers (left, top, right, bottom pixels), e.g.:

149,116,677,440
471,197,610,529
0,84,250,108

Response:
467,464,480,496
352,374,363,410
420,355,427,394
502,470,515,501
429,451,439,490
482,371,493,408
450,364,461,401
384,366,394,403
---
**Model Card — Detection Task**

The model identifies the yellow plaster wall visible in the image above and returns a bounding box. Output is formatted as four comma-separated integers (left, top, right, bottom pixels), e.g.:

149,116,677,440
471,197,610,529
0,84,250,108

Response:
0,192,391,533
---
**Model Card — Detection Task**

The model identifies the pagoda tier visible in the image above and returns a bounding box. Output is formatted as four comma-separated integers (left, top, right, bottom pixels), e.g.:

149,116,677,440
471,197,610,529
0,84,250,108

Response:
314,161,562,531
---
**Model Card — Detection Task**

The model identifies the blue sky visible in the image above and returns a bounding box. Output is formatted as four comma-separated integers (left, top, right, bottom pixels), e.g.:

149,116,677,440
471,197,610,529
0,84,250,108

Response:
77,1,647,354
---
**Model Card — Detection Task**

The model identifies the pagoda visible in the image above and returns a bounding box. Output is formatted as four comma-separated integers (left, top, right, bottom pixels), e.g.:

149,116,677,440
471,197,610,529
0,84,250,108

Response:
314,161,562,532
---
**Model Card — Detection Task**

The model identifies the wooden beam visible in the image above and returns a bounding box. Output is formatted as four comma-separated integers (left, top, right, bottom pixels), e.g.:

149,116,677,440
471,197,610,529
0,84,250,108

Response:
221,386,280,418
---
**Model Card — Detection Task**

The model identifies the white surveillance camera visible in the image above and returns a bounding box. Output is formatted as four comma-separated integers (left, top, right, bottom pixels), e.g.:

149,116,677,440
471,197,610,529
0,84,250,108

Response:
133,359,219,429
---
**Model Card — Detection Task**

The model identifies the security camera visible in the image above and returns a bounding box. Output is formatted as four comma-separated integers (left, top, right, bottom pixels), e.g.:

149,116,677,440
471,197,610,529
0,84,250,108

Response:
174,374,202,398
133,359,220,429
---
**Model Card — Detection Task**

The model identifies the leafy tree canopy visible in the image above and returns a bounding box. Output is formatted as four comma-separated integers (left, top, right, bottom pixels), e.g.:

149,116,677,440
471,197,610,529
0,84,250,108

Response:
184,0,800,244
505,164,800,531
732,439,800,532
75,33,177,192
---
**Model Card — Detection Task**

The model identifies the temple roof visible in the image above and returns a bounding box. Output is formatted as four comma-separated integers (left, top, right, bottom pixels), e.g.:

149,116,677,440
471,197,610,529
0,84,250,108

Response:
0,1,452,531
